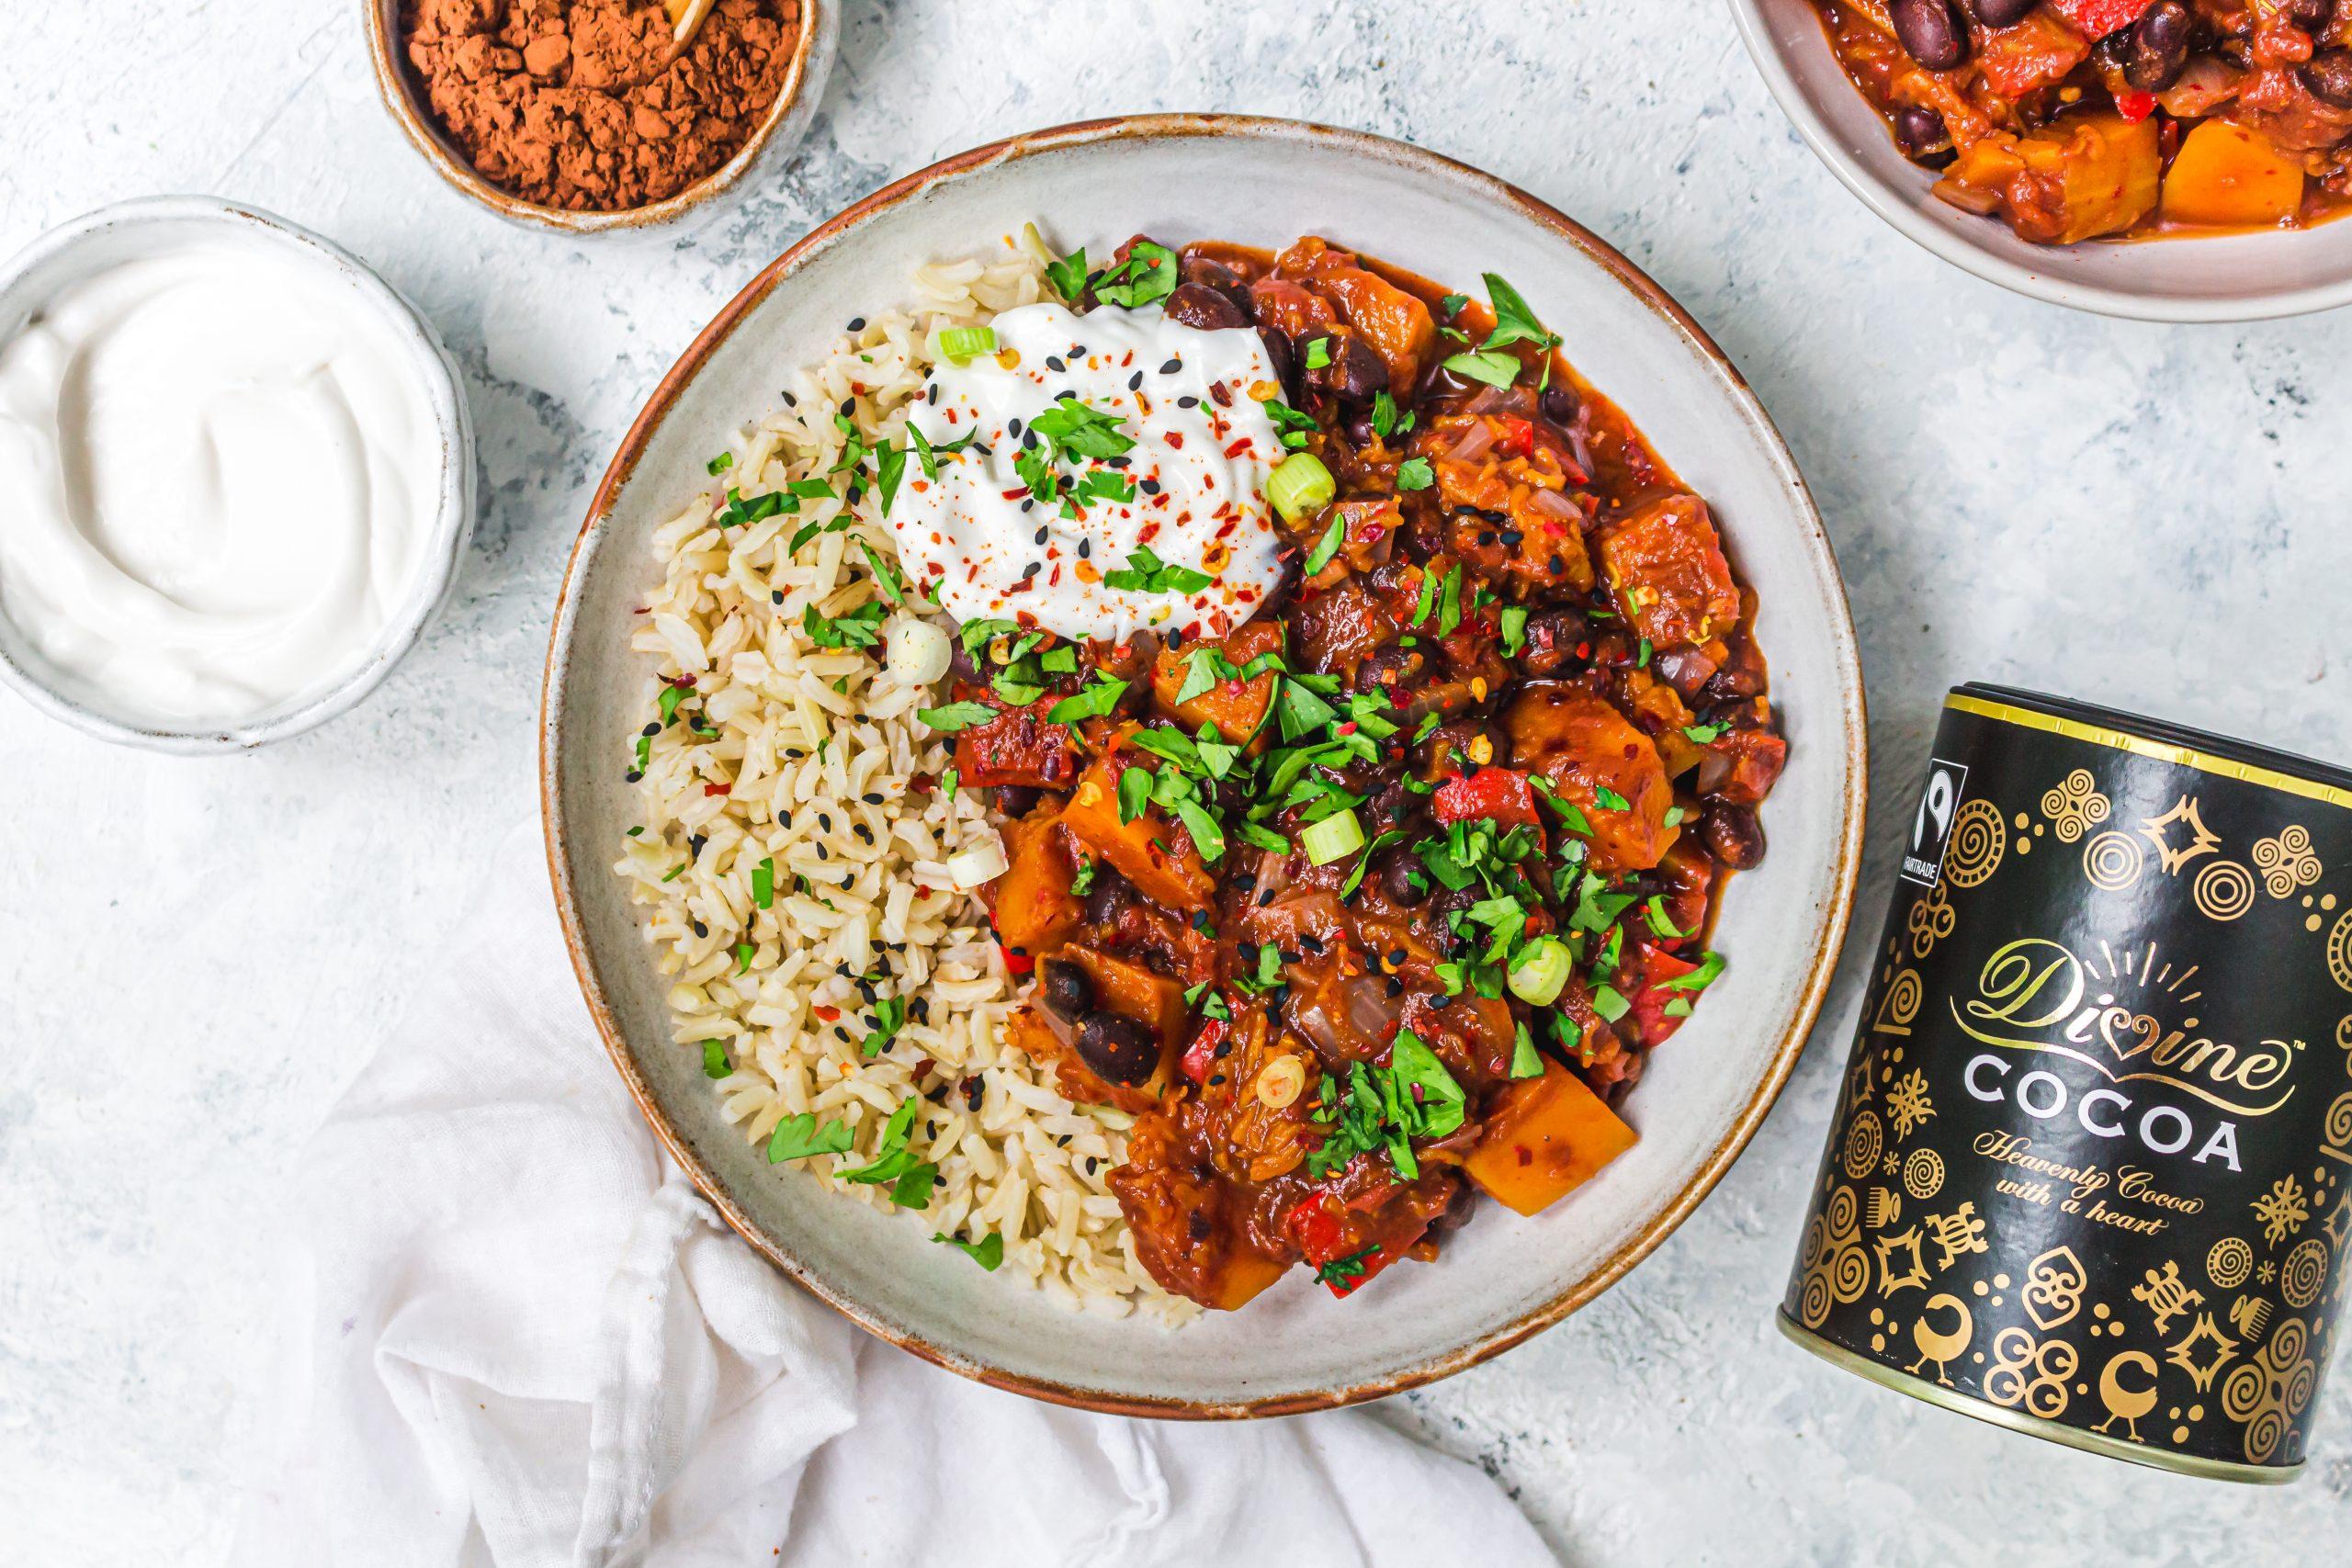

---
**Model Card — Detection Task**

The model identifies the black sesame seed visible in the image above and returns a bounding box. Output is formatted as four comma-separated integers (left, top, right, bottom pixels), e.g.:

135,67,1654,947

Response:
816,843,831,860
854,824,875,843
1388,948,1408,966
820,813,834,830
1127,371,1143,390
1022,562,1041,578
1021,429,1039,450
838,398,855,418
1046,355,1067,373
1034,526,1048,546
771,590,784,604
1257,888,1276,907
1208,1073,1227,1087
910,997,928,1021
1085,1156,1099,1174
926,384,939,404
847,316,866,332
689,835,707,858
692,920,708,938
1385,977,1405,998
833,1026,850,1043
778,808,794,827
862,792,883,805
1160,358,1182,375
1176,396,1198,410
1007,417,1023,437
841,874,854,889
1021,499,1035,513
1548,555,1567,576
642,722,661,738
624,770,643,783
1214,1040,1232,1057
1077,538,1091,558
1500,529,1523,547
1140,479,1161,495
1165,627,1183,649
1056,1133,1072,1146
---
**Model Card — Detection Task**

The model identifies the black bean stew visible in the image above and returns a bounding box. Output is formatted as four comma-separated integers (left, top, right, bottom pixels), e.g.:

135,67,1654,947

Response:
949,236,1786,1309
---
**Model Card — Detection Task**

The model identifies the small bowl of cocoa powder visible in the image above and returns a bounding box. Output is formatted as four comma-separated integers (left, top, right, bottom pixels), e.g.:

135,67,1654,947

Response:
367,0,836,232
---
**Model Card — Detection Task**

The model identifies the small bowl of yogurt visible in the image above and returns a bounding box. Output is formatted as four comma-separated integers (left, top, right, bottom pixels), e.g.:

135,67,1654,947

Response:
0,197,474,752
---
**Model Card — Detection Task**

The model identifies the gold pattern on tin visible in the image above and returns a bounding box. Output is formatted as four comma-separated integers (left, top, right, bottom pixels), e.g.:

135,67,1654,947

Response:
2254,1176,2312,1247
1922,1202,1990,1270
1843,1110,1885,1181
1908,884,1957,958
2207,1235,2256,1291
2094,1349,2161,1441
2328,910,2352,995
2229,1294,2274,1344
2140,795,2224,877
2191,860,2259,923
1986,1326,2079,1419
1905,1292,1973,1384
2252,826,2324,899
2220,1317,2317,1464
1944,799,2007,888
1866,1187,1904,1229
2279,1238,2329,1309
1872,968,1924,1036
1875,1226,1934,1295
2082,829,2146,893
2132,1261,2204,1336
2041,769,2112,843
1903,1147,1946,1201
2165,1313,2241,1394
2022,1246,2089,1331
1886,1068,1936,1140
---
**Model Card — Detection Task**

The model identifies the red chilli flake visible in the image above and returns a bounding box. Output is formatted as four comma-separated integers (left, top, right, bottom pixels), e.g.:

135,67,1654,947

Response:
812,1005,842,1021
703,784,731,796
1223,437,1250,458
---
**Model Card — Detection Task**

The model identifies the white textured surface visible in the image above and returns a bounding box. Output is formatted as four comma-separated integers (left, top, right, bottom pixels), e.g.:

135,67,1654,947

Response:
1,3,2346,1562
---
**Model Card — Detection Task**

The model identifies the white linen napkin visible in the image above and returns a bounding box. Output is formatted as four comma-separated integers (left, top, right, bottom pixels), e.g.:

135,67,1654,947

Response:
232,823,1556,1568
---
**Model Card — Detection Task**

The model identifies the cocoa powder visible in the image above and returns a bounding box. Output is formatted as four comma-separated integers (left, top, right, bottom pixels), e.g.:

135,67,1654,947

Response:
401,0,802,212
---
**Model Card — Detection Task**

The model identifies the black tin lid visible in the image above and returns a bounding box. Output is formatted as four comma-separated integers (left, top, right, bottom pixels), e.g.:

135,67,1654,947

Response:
1952,684,2352,809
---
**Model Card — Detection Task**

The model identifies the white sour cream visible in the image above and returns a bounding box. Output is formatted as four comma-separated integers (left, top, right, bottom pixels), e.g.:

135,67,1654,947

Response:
892,300,1286,643
0,240,440,727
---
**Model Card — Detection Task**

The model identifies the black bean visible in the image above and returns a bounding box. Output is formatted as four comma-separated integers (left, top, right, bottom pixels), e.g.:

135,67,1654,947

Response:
2283,0,2330,26
1038,958,1095,1019
1258,327,1295,395
1082,871,1131,927
1354,644,1428,694
1521,606,1591,677
993,784,1042,818
1166,281,1248,332
1701,663,1767,703
1342,407,1380,447
1415,357,1478,409
1376,847,1428,908
1962,0,2036,25
1893,106,1953,164
1890,0,1968,69
1538,382,1579,425
1701,802,1767,871
2124,1,2192,92
1075,1013,1159,1085
2303,48,2352,108
1327,335,1389,403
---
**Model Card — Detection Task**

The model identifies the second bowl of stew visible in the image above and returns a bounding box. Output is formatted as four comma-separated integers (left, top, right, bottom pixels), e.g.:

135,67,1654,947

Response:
1734,0,2352,318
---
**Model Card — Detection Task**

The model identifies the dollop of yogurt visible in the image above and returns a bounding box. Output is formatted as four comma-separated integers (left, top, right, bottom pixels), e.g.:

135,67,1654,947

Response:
892,300,1286,643
0,239,440,728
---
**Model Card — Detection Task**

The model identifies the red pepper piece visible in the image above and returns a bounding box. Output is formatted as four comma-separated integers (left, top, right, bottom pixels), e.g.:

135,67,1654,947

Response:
1496,416,1535,458
1624,942,1701,1047
1180,1018,1226,1084
999,944,1035,977
1431,766,1541,831
2115,90,2156,124
2045,0,2155,39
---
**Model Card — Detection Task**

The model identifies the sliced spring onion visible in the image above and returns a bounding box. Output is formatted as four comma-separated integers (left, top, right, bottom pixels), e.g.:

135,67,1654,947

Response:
1266,451,1336,527
1507,935,1573,1007
884,618,953,686
1300,807,1366,867
944,837,1010,889
933,326,997,364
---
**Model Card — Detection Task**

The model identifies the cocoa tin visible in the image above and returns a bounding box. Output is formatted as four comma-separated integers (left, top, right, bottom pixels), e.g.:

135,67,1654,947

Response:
1781,684,2352,1482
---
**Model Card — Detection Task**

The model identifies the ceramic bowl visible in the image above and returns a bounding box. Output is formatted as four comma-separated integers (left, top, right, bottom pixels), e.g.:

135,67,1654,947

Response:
0,197,474,755
1729,0,2352,321
365,0,838,234
543,115,1868,1415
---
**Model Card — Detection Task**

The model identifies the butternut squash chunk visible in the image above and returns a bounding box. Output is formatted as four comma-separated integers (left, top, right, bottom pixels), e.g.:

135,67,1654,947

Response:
1057,751,1216,911
2018,113,2160,244
1464,1062,1637,1217
1149,618,1284,751
2162,119,2304,229
986,807,1081,956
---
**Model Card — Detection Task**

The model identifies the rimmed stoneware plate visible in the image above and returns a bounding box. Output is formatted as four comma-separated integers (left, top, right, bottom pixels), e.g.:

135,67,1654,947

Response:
1731,0,2352,322
544,114,1868,1416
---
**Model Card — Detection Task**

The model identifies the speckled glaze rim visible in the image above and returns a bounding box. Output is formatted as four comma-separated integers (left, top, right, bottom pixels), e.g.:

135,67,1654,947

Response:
363,0,837,235
1725,0,2352,322
0,196,475,754
541,114,1870,1416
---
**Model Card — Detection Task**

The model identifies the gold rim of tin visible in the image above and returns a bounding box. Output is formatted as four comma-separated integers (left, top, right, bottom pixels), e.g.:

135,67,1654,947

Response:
1775,1313,2299,1485
1947,692,2352,814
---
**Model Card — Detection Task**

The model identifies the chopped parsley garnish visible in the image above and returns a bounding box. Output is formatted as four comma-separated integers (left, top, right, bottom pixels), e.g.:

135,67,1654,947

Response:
1396,457,1434,491
1682,722,1724,743
916,701,997,734
1091,241,1179,309
702,1039,733,1079
1046,673,1129,724
801,600,888,649
1593,784,1632,812
863,996,907,1058
1315,1245,1379,1291
1510,1021,1544,1079
1069,858,1098,896
707,452,734,475
1102,546,1215,594
1264,399,1319,450
1659,952,1725,992
1499,604,1529,657
1589,983,1631,1024
933,1230,1004,1270
1045,245,1089,304
752,856,775,909
766,1111,854,1164
840,1099,936,1209
1441,348,1521,389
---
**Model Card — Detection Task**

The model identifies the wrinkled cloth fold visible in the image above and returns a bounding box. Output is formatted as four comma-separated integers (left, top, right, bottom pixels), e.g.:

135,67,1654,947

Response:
232,823,1557,1568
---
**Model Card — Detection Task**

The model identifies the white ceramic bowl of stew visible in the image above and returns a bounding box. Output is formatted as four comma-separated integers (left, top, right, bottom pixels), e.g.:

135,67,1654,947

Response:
542,115,1868,1415
1730,0,2352,321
